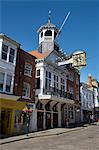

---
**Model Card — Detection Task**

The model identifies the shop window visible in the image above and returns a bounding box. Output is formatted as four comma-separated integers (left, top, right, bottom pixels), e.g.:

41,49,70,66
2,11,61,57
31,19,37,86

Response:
69,111,73,119
1,44,8,61
14,110,24,128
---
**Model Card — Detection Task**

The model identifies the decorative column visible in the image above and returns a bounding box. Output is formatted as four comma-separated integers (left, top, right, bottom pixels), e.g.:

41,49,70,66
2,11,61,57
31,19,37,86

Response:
10,109,15,135
73,105,76,123
66,105,69,127
40,67,45,95
43,105,46,130
51,111,53,128
81,108,83,122
57,104,61,127
29,108,37,132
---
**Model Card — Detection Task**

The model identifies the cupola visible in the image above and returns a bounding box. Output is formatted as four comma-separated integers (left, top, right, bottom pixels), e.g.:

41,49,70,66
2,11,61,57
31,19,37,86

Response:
37,13,59,53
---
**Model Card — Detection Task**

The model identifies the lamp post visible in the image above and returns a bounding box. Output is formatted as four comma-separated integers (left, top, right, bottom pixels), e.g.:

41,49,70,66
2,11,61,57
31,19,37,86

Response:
22,104,33,136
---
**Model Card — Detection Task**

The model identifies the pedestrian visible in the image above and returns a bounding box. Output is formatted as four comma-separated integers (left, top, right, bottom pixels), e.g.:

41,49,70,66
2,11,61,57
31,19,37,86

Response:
65,117,69,127
89,114,94,124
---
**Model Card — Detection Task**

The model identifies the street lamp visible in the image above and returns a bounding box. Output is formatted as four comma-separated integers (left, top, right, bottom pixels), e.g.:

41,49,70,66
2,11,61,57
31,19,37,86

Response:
22,104,33,136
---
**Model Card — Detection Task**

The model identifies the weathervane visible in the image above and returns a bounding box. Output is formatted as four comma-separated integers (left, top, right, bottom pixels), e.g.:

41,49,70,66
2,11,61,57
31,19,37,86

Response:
48,10,51,22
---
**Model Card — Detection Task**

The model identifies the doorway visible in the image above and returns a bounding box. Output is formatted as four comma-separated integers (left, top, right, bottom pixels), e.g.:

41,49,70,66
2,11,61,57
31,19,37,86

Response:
46,112,51,129
1,109,12,137
37,112,43,130
53,113,58,128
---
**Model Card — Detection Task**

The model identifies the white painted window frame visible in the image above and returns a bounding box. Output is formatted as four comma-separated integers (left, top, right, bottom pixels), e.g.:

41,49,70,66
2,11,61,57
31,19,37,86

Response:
23,82,30,98
24,63,32,77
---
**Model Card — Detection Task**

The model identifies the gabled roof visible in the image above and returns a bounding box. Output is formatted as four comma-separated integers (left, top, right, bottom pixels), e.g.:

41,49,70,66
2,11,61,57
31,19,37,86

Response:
29,50,50,59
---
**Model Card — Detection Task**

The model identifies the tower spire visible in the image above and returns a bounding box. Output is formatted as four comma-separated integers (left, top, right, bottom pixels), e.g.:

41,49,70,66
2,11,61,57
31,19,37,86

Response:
48,10,51,23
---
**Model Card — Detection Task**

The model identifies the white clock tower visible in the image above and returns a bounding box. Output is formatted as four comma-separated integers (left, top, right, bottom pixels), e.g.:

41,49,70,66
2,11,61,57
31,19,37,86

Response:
37,15,59,53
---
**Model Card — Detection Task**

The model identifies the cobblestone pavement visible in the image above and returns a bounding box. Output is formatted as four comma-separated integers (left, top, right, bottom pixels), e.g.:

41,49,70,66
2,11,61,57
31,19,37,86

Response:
1,125,99,150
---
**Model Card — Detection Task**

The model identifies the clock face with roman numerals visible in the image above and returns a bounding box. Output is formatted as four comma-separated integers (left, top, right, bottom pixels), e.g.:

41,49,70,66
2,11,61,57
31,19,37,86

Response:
72,51,86,68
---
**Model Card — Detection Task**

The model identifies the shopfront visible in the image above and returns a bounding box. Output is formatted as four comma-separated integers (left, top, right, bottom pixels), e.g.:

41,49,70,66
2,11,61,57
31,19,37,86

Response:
0,94,27,137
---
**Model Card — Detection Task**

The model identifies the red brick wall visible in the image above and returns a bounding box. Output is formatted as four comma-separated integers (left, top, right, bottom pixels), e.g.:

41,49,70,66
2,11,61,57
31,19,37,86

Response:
13,48,36,102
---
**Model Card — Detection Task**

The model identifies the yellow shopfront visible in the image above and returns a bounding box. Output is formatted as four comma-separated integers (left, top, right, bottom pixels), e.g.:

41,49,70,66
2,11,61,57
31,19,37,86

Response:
0,94,27,137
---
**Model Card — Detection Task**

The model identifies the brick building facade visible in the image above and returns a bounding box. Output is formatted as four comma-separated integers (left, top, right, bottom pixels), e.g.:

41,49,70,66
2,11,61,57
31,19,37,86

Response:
13,48,36,103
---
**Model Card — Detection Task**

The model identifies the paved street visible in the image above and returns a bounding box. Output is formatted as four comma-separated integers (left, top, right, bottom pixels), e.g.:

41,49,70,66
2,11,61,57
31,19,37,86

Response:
1,125,99,150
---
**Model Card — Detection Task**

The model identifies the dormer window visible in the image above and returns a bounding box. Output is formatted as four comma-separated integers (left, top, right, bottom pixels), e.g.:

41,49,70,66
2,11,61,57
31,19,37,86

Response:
45,30,52,36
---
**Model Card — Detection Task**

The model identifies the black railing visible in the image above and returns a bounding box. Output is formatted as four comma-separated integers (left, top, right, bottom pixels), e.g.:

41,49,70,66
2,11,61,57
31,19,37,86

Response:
43,87,74,100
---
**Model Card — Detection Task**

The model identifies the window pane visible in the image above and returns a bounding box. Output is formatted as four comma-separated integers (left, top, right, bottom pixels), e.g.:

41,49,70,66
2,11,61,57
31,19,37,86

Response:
6,75,12,92
9,55,14,63
36,77,40,89
37,69,40,76
2,44,8,60
2,53,7,60
6,75,12,85
23,83,30,97
24,63,32,76
10,48,15,56
9,48,15,63
57,76,58,82
49,72,51,78
2,44,8,52
0,72,4,83
46,71,48,77
45,78,48,89
0,72,4,91
54,75,56,80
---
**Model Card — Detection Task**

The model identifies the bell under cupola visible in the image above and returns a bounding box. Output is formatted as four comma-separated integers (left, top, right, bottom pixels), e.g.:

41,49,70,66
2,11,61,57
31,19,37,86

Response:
37,12,60,53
